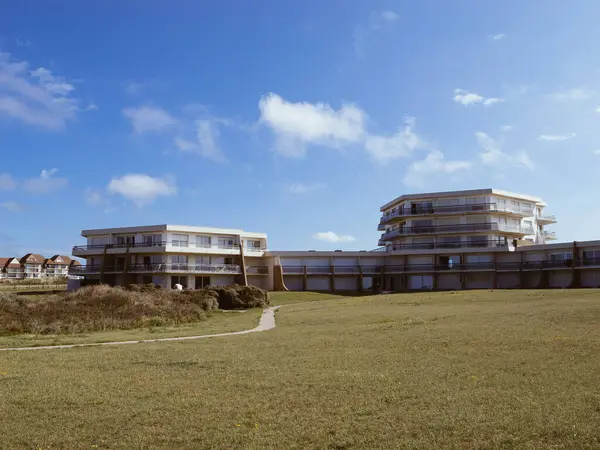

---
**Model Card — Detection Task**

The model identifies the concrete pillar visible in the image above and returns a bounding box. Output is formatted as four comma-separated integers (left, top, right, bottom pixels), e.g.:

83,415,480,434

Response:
330,263,336,293
492,253,497,289
302,265,308,291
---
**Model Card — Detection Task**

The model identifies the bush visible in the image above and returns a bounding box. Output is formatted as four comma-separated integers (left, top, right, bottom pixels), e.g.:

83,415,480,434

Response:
207,285,270,310
0,283,269,335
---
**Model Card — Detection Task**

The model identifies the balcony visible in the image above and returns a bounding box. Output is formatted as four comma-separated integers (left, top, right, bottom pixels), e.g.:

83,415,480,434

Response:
544,230,557,241
378,203,535,228
386,240,510,251
537,214,557,224
73,241,244,254
70,263,244,275
378,222,532,244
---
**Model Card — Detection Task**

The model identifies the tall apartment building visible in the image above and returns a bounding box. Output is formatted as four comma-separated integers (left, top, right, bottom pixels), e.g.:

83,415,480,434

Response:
71,225,269,289
377,189,557,250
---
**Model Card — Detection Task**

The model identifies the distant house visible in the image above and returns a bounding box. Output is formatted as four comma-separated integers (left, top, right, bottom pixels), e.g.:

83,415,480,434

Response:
19,253,46,279
46,255,80,277
0,257,24,280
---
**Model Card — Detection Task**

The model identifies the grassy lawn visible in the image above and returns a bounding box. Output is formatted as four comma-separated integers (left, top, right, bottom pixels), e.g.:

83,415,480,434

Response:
1,289,600,449
0,309,262,348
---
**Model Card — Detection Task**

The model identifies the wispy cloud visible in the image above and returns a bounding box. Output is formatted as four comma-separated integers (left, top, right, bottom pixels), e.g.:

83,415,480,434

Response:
475,132,534,170
549,88,595,102
353,10,399,58
453,89,504,107
285,182,326,195
23,168,68,194
501,125,513,131
489,33,506,41
122,105,177,133
107,173,177,207
0,52,94,130
537,133,577,141
0,201,25,212
313,231,356,243
403,151,472,188
0,173,17,190
174,119,228,163
593,149,600,155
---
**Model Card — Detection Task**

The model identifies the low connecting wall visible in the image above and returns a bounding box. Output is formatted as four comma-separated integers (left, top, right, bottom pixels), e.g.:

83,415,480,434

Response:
279,266,600,292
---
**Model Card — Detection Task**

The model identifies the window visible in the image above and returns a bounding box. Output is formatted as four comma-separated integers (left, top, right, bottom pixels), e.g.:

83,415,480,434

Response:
223,257,233,265
196,235,212,248
172,234,189,247
439,236,462,248
195,276,211,289
468,236,488,247
90,237,109,247
115,235,135,246
171,276,188,289
583,250,600,265
171,255,188,270
218,238,235,248
246,240,261,250
550,252,572,261
142,234,163,246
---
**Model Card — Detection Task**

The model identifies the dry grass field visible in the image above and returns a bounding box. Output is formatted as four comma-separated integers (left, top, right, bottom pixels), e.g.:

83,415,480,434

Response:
1,289,600,449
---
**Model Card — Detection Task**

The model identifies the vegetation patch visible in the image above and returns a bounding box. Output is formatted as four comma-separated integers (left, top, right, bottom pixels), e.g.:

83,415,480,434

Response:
0,284,268,335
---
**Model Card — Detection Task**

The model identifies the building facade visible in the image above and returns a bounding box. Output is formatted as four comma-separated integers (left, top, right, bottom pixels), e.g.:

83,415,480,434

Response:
71,225,269,289
69,189,600,292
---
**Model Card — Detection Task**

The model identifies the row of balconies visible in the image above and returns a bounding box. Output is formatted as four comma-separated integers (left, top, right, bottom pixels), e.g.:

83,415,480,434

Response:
70,263,269,275
282,257,600,274
378,203,556,229
73,241,267,253
378,222,536,243
386,239,509,251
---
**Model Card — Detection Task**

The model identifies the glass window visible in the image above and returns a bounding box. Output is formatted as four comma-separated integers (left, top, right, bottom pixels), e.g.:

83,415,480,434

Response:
142,234,162,246
172,234,189,247
171,276,188,289
196,235,212,247
218,238,235,248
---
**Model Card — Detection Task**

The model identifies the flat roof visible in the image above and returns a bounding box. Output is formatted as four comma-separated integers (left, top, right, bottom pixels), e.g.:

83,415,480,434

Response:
380,188,546,211
81,224,267,239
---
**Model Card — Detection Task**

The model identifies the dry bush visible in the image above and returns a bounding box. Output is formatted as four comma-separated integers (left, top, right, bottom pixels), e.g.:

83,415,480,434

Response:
0,284,268,335
0,285,217,335
208,285,270,310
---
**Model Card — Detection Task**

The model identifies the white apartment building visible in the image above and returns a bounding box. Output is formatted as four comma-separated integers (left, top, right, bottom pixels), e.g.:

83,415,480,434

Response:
71,224,269,289
378,188,557,250
70,189,600,292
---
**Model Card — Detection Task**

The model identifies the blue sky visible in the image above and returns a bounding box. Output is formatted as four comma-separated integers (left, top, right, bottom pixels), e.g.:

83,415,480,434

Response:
1,0,600,256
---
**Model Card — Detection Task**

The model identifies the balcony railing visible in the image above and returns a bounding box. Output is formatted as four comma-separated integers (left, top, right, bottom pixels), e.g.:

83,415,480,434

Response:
73,241,243,252
378,203,535,227
387,240,510,251
379,223,533,243
544,231,557,240
538,214,557,222
70,263,243,274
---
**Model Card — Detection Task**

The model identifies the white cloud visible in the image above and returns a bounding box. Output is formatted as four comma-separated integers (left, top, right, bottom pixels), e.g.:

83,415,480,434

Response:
353,10,399,58
107,174,177,207
84,188,114,213
501,125,513,131
595,106,600,113
453,89,504,107
313,231,356,243
0,173,16,190
475,132,534,169
537,133,577,141
122,105,177,133
285,182,326,195
23,168,68,194
124,81,143,95
258,93,365,157
174,119,227,163
364,117,424,163
403,151,472,187
489,33,506,41
549,88,595,102
0,52,92,130
593,149,600,155
0,201,25,212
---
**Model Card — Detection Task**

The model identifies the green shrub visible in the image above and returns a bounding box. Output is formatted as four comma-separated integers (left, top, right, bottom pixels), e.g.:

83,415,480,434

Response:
207,285,270,310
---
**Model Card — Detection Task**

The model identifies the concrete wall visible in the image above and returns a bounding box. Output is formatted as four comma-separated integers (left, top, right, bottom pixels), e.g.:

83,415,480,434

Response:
307,276,330,291
522,271,541,288
581,270,600,288
466,273,492,289
497,272,520,289
334,277,359,291
438,273,461,290
284,276,303,291
247,275,268,290
548,270,572,288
